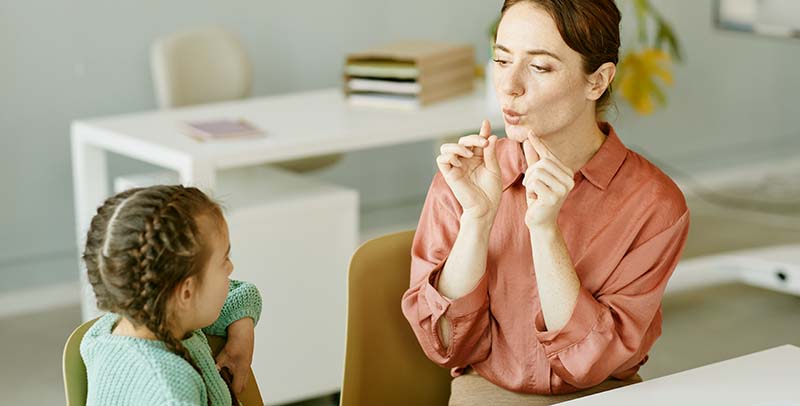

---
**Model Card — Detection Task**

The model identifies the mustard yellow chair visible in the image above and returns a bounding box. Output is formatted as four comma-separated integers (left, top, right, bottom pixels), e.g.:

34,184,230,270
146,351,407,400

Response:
340,230,452,406
63,318,263,405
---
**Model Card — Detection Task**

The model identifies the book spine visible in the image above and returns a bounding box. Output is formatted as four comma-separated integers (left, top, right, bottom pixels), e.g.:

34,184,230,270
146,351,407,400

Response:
414,46,475,73
418,80,475,105
416,65,475,88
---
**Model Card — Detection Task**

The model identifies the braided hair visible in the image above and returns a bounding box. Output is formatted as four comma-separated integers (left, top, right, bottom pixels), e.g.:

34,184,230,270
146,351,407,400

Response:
82,185,223,402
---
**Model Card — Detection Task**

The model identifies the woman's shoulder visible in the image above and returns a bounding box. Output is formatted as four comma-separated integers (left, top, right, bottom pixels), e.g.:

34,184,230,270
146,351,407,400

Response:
618,150,687,213
613,150,689,240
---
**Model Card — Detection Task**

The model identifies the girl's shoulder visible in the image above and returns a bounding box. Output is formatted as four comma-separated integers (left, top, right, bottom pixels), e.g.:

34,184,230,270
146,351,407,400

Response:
80,312,121,360
81,314,206,405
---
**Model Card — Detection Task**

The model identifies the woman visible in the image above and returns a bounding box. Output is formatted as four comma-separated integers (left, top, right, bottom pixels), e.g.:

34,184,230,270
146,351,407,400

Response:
401,1,690,404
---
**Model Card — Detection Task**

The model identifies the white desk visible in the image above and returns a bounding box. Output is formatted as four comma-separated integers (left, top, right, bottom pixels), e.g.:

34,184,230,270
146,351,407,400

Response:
561,345,800,405
668,243,800,297
71,84,500,320
71,84,498,188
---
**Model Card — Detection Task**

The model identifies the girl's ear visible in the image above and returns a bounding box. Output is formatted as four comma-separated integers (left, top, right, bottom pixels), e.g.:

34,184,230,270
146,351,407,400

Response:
585,62,616,101
173,276,198,311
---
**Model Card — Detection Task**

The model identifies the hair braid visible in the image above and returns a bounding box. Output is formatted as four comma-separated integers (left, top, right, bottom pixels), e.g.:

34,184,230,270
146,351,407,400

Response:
82,185,223,404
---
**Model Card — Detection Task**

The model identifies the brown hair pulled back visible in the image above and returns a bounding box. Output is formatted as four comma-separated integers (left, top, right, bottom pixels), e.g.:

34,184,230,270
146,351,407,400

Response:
498,0,621,113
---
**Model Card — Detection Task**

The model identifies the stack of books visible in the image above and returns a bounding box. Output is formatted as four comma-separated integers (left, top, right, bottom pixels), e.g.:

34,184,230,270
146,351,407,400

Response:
344,41,475,109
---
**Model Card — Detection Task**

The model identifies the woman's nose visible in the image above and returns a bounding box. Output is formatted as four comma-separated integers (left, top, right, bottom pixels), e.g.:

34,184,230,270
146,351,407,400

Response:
500,66,525,97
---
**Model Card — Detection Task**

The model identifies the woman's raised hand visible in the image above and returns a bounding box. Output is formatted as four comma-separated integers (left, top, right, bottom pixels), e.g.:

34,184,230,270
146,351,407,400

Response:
522,129,575,228
436,120,502,222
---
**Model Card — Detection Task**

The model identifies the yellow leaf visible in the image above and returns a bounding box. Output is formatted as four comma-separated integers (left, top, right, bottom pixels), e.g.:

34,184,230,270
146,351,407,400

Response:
617,48,673,115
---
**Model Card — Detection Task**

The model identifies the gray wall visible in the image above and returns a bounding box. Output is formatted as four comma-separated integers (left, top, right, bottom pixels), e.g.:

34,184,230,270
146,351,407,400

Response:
614,0,800,170
1,0,799,293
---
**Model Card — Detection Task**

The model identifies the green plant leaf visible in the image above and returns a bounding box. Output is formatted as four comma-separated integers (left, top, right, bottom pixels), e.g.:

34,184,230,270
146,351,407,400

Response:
489,14,500,39
633,0,651,44
655,18,683,62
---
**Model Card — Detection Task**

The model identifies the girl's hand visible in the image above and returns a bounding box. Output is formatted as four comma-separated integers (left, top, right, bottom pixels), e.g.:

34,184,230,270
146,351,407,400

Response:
522,130,575,229
436,120,502,222
215,317,255,395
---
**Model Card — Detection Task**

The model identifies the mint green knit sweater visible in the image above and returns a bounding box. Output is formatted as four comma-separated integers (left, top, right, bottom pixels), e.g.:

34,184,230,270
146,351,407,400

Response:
80,279,262,406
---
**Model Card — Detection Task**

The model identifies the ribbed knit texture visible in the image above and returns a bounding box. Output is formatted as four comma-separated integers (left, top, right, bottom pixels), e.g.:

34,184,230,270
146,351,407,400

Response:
81,279,262,406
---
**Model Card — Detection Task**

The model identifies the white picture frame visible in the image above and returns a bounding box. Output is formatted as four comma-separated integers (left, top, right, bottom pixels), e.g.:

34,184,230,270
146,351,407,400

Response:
715,0,800,39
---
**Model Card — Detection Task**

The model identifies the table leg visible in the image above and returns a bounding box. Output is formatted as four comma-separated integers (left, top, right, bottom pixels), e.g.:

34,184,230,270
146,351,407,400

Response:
71,134,109,321
178,160,217,192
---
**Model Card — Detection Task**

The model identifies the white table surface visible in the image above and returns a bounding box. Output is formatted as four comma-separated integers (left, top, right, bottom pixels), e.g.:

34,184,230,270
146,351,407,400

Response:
72,84,500,188
561,344,800,405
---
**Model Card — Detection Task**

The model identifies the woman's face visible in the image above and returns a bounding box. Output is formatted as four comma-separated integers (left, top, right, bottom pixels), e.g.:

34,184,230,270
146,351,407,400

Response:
492,2,596,143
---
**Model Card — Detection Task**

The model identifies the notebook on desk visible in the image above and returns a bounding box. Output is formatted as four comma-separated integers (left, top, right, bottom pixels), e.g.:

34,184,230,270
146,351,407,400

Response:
183,119,263,141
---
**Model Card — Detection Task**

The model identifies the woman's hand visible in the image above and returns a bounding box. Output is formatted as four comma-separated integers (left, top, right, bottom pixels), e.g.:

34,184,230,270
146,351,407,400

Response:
436,120,502,222
215,317,255,395
522,130,575,229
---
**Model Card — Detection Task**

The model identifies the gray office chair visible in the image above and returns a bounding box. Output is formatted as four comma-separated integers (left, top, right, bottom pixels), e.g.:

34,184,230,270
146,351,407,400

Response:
150,26,341,172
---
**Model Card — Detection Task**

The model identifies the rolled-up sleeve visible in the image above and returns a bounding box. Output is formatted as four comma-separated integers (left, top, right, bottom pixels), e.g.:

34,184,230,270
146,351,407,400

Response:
401,173,492,368
533,210,690,390
202,279,262,337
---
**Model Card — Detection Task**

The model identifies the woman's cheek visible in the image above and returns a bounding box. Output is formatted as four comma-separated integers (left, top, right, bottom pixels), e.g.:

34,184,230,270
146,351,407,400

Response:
532,82,583,128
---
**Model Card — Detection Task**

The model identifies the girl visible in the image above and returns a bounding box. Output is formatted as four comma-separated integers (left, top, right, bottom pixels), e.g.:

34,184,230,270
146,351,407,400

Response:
80,185,262,405
402,1,690,405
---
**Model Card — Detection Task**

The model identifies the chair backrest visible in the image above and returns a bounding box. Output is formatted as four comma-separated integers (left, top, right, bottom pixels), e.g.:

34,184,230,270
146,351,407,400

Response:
63,318,97,406
63,318,263,405
151,26,252,109
340,230,452,406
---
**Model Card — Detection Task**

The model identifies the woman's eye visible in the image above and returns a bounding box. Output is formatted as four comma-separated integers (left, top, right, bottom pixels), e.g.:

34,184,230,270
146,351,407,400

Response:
492,58,509,66
530,64,548,73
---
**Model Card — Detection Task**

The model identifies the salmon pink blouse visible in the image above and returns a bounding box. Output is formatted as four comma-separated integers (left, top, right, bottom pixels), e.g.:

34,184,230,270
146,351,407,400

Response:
402,123,690,394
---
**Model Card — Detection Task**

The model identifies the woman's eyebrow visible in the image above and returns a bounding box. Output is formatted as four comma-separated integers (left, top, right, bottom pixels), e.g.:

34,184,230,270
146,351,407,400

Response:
493,43,562,62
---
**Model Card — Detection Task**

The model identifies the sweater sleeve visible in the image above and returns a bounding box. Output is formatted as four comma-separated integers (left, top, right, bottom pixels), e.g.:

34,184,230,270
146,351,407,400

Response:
202,279,262,337
533,210,690,392
401,173,492,369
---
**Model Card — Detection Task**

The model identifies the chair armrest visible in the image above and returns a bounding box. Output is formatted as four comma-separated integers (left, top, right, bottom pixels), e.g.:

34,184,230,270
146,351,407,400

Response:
205,334,264,406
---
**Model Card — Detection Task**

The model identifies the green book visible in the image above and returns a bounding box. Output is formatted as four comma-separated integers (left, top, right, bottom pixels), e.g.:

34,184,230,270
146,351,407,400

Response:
345,61,420,79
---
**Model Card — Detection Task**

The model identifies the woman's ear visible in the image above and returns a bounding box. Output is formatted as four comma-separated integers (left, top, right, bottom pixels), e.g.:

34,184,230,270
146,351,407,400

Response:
585,62,616,101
